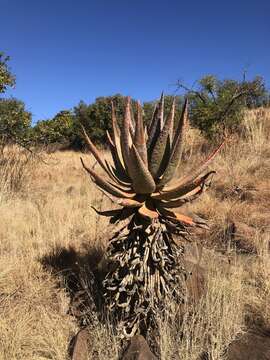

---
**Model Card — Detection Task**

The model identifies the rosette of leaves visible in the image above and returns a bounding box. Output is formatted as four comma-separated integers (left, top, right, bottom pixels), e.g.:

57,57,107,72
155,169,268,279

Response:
81,94,224,337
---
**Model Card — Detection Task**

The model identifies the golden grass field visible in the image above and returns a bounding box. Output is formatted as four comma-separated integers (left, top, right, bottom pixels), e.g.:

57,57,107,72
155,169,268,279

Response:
0,109,269,359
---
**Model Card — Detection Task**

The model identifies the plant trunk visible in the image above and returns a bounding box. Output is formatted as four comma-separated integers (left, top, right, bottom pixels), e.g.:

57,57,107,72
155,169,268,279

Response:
103,214,187,338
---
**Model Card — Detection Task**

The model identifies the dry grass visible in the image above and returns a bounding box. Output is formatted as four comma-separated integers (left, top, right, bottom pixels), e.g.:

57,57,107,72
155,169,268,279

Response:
159,254,245,360
0,108,269,359
0,146,37,202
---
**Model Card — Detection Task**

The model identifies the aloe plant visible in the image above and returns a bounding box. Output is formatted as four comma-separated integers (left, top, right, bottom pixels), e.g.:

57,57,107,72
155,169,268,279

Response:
81,94,224,337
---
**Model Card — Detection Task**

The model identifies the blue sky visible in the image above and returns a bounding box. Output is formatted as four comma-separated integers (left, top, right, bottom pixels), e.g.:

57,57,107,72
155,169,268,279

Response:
1,0,269,123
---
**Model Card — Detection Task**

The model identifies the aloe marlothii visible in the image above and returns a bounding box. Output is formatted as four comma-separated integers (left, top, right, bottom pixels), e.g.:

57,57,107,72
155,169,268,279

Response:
81,94,224,337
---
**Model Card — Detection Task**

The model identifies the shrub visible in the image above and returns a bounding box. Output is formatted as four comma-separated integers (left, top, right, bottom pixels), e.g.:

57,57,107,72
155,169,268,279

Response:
0,98,32,151
0,52,15,94
178,75,268,140
32,110,77,149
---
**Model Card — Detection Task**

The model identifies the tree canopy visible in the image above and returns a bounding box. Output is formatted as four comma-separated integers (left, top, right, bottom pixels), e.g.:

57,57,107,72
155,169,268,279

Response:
0,52,15,94
0,98,32,149
177,75,268,139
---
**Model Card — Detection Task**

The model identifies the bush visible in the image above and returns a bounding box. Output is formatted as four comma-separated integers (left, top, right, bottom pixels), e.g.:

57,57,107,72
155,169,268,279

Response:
32,95,133,150
178,75,268,140
0,98,32,151
32,110,77,149
0,52,15,94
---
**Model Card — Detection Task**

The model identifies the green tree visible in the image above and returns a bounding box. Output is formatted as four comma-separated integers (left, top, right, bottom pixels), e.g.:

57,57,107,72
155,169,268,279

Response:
177,75,268,139
0,53,33,150
74,94,137,145
0,52,15,94
0,98,32,149
33,110,76,147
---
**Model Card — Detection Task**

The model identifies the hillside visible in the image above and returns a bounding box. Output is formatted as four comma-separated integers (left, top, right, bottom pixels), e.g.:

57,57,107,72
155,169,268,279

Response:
0,108,269,360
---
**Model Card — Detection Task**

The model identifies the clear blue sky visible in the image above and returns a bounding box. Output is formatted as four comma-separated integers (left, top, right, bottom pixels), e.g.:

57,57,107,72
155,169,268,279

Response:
1,0,269,123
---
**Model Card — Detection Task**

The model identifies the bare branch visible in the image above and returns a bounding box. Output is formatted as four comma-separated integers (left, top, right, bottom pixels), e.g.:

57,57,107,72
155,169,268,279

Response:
175,80,207,104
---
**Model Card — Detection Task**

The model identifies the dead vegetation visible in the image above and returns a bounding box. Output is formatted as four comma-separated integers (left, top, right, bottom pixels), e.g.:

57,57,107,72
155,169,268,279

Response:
0,108,269,359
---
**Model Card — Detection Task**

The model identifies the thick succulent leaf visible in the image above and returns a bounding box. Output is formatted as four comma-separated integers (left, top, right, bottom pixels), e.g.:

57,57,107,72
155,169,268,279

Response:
157,206,195,226
166,141,224,189
104,159,123,185
105,159,131,187
82,125,129,186
104,154,131,188
171,98,188,153
107,177,134,193
177,210,209,229
190,213,209,229
81,157,135,198
144,125,148,142
156,140,224,196
129,102,135,139
169,213,195,226
92,193,142,209
155,136,171,179
147,103,157,134
163,220,190,238
134,101,147,165
157,98,188,188
111,132,126,174
91,206,136,224
118,198,144,208
91,207,123,218
158,92,165,130
106,131,131,183
147,93,164,156
110,207,136,224
149,98,175,178
138,204,159,219
109,164,132,187
93,186,139,208
81,125,113,177
106,128,113,145
111,102,126,168
157,183,205,208
127,145,156,194
152,171,215,201
111,101,121,140
120,97,133,172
